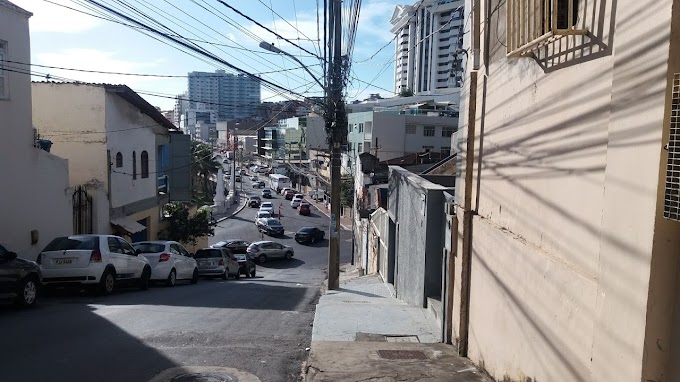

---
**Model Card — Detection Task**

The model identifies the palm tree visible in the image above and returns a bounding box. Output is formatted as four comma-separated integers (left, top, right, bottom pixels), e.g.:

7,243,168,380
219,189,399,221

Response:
191,141,220,200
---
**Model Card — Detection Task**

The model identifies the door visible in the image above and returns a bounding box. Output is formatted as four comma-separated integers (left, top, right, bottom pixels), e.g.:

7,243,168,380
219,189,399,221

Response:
119,238,143,279
270,243,286,259
170,243,190,278
106,237,129,277
227,252,239,275
176,244,196,274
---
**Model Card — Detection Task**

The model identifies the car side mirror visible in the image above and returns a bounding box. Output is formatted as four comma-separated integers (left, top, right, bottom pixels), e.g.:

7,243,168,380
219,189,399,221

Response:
135,249,142,255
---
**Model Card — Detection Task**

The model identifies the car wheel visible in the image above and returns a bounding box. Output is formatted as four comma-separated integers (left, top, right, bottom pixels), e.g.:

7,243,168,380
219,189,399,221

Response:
99,269,116,295
234,271,240,280
258,254,267,264
190,268,199,284
15,276,38,306
250,269,256,278
139,266,151,290
221,268,229,280
166,269,177,287
285,251,293,261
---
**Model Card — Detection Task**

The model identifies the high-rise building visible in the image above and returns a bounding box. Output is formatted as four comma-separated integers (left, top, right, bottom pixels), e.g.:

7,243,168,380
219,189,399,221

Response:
187,70,260,120
390,0,465,94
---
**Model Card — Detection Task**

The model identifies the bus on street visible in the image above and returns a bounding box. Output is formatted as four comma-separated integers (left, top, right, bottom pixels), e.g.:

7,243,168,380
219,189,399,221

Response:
269,174,290,192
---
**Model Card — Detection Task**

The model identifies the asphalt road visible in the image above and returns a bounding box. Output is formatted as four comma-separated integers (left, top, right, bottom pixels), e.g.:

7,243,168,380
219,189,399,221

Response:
0,177,351,382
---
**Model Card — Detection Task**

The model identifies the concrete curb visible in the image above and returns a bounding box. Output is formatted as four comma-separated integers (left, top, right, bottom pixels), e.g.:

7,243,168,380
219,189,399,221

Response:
216,195,248,223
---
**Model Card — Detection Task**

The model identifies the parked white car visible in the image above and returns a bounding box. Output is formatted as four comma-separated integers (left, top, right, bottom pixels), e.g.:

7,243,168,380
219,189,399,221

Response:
259,202,274,215
132,241,198,287
38,235,151,295
291,194,304,208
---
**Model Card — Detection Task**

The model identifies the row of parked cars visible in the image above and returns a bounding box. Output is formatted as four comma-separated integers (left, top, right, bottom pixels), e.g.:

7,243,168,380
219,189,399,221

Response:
0,235,276,307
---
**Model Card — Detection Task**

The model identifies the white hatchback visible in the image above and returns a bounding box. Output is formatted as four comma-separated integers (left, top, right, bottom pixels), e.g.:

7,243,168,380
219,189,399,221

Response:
38,235,151,295
133,241,199,287
291,194,304,208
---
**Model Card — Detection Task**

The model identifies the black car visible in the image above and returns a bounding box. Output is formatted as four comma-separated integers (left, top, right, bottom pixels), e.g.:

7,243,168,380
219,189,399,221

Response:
252,181,265,188
295,227,326,244
235,254,257,278
211,240,251,254
257,218,285,236
248,196,261,208
0,244,41,306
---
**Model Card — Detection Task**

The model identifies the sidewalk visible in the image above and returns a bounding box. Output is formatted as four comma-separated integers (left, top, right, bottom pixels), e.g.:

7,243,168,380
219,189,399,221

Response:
212,192,248,222
303,272,492,382
308,197,353,231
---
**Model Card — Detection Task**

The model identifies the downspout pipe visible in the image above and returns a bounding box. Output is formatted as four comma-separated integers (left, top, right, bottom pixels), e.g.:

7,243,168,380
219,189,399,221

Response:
458,0,481,358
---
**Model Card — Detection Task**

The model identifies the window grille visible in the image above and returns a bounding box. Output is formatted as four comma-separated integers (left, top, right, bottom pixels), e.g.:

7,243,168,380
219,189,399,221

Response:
664,73,680,221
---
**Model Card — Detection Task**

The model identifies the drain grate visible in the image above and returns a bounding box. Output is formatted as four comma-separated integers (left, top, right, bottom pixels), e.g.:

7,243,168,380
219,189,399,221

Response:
170,372,238,382
376,350,428,360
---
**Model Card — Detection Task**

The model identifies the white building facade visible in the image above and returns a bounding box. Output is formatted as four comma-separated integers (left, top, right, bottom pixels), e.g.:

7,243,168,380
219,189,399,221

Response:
390,0,465,94
0,0,72,261
342,110,457,175
188,70,260,120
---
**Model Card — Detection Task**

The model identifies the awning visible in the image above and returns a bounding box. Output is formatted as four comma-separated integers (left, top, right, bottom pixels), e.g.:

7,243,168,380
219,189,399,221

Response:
110,216,147,234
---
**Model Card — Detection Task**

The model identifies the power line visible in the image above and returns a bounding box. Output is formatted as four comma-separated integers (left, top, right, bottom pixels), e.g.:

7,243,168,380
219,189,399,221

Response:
215,0,320,59
83,0,322,105
257,0,321,57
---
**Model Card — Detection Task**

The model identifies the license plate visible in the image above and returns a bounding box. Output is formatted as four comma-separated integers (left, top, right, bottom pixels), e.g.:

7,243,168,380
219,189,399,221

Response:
55,258,73,265
200,261,211,266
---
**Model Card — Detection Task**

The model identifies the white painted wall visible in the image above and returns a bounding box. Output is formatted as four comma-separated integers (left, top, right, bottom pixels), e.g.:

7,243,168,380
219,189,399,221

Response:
105,92,160,209
0,4,71,260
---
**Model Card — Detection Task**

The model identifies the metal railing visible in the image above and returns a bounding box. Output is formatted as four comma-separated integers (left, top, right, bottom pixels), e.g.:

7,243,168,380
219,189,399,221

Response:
506,0,587,57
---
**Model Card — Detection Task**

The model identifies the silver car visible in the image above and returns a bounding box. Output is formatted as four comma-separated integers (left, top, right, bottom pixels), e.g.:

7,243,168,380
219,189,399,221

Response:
194,248,241,279
246,241,294,264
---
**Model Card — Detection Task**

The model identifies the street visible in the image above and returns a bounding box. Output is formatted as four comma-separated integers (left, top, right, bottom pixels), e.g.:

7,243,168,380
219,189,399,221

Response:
0,179,351,382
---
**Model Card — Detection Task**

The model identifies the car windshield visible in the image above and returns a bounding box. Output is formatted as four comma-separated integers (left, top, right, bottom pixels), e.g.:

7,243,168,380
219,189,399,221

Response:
133,243,166,253
234,254,247,261
251,196,261,201
194,249,222,258
267,219,282,226
43,236,98,251
262,203,273,208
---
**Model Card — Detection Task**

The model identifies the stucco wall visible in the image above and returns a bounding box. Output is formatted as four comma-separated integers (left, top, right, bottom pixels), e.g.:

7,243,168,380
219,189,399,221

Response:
453,0,680,380
0,7,72,260
105,92,160,209
389,166,450,307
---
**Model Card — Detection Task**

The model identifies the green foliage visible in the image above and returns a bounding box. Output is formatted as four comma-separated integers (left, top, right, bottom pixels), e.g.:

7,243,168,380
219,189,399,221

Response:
158,203,216,245
340,176,354,208
191,141,220,199
399,87,414,97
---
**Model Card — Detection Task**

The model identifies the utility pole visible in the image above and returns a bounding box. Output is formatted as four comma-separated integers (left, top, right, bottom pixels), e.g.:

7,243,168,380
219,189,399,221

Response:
327,0,345,290
233,128,237,199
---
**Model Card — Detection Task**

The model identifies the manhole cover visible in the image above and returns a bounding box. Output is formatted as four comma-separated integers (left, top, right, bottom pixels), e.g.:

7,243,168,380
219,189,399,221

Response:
376,350,428,360
170,373,238,382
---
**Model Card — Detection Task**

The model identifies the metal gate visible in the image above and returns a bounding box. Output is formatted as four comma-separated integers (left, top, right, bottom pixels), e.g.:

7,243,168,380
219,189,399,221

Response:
73,186,93,234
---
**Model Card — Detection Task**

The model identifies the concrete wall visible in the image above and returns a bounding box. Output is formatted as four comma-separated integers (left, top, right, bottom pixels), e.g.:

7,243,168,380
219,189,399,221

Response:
105,92,160,209
0,6,72,260
388,166,451,307
453,0,680,380
369,208,389,276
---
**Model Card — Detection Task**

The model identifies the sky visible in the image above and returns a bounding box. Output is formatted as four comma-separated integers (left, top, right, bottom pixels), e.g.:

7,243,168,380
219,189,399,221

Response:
11,0,403,110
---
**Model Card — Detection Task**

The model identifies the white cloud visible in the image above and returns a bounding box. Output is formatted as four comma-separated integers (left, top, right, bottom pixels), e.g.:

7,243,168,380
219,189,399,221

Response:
12,0,100,34
34,49,164,87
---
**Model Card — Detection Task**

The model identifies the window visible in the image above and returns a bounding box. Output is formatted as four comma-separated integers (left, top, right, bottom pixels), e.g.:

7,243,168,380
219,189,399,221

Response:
141,151,149,178
132,151,137,180
357,143,363,153
440,146,451,157
0,41,7,99
115,152,123,168
406,125,416,134
107,237,125,254
442,126,455,137
422,146,434,152
348,123,353,132
423,126,435,137
358,123,364,133
506,0,582,56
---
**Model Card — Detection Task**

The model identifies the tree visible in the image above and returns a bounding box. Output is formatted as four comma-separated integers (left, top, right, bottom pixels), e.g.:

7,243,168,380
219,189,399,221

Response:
340,176,354,208
158,203,216,245
399,87,414,97
191,141,220,199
